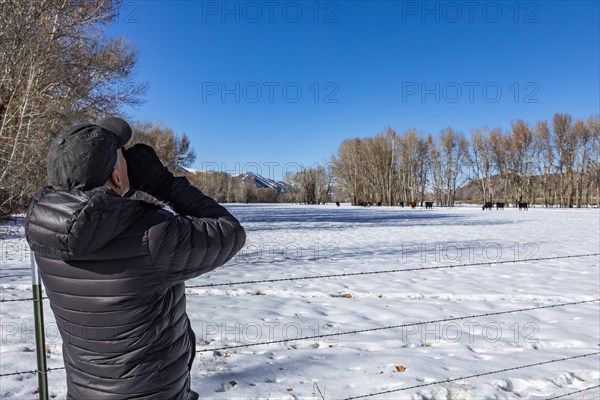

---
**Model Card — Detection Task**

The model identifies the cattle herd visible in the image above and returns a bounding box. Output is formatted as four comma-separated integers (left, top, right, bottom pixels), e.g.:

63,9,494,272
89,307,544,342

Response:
483,202,504,210
482,201,527,210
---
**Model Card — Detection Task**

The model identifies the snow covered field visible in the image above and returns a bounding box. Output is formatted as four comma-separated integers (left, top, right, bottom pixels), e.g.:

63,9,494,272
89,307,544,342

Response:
1,204,599,399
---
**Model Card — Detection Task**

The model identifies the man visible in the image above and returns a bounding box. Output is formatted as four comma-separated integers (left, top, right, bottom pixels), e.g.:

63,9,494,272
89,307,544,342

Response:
25,117,246,400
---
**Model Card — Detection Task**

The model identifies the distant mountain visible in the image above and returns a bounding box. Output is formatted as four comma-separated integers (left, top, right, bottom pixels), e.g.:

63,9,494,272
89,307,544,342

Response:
234,171,288,194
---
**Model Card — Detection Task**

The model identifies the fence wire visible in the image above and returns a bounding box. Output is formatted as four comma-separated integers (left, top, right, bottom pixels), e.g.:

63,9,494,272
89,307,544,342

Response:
545,384,600,399
2,252,598,303
185,253,600,289
195,299,599,353
2,299,597,378
342,352,600,399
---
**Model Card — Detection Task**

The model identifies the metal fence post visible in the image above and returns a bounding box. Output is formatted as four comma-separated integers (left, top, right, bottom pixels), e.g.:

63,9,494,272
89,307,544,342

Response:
31,251,49,400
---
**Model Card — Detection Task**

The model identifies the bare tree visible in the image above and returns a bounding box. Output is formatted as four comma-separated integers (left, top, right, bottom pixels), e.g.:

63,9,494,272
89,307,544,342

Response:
533,121,555,206
468,127,495,204
0,0,146,215
129,121,195,172
508,120,535,204
588,116,600,205
332,139,363,205
489,129,512,204
416,135,433,205
331,129,430,207
571,119,589,207
433,128,468,207
291,165,332,205
397,130,420,205
553,113,577,207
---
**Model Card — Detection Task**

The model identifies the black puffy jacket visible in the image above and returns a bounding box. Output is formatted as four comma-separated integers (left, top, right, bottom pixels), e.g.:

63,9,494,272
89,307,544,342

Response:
25,178,246,399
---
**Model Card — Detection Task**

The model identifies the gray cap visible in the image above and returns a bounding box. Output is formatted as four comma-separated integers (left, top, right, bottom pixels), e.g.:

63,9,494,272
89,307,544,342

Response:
47,117,132,191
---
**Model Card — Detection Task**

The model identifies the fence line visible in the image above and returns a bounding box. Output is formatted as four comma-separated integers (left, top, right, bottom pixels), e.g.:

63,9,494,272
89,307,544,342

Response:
0,297,36,303
342,352,600,399
2,252,598,303
194,299,599,353
186,253,600,289
2,299,597,378
545,384,600,399
0,366,65,378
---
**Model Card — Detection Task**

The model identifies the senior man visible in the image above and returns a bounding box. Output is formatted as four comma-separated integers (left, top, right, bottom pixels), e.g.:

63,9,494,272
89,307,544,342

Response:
25,117,245,400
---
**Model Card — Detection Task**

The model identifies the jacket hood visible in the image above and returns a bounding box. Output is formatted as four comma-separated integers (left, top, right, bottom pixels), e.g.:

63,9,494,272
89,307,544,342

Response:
25,186,148,261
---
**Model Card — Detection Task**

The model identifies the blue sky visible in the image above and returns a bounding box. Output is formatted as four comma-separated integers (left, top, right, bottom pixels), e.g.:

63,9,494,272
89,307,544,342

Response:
109,1,599,179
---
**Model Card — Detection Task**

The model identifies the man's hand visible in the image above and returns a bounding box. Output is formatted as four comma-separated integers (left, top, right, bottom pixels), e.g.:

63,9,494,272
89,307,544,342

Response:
123,144,174,201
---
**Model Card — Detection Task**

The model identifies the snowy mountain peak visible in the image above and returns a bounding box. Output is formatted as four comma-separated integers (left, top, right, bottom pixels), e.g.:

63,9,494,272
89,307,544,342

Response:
240,171,286,193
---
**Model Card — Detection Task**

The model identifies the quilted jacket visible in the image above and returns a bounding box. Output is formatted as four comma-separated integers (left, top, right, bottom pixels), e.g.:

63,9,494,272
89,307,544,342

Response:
25,178,245,399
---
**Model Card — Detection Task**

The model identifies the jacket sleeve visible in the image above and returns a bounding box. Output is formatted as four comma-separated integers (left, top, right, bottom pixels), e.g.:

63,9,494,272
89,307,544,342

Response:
146,177,246,287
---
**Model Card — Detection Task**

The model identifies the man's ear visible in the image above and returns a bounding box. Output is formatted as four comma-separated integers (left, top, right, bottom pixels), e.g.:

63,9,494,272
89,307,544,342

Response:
106,168,124,195
110,168,122,189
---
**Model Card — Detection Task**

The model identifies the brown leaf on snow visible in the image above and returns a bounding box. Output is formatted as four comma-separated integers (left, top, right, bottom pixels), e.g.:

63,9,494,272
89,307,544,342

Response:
394,365,406,373
287,387,294,391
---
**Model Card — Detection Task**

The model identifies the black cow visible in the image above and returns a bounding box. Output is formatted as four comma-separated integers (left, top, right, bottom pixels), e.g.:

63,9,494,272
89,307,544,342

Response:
425,201,433,209
482,202,493,210
496,202,505,210
398,202,404,207
518,202,528,210
336,201,340,207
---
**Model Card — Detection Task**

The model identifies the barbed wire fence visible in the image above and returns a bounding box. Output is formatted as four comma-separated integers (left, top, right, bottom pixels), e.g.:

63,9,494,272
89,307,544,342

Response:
545,384,600,400
186,252,600,289
3,253,599,303
1,252,599,398
342,353,600,400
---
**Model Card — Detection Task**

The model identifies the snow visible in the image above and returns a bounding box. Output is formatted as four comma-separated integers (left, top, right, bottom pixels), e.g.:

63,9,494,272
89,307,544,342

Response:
1,204,599,399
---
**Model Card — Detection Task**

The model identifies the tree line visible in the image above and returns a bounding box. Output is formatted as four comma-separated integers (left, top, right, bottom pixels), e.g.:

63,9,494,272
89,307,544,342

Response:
175,113,599,208
329,113,599,207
